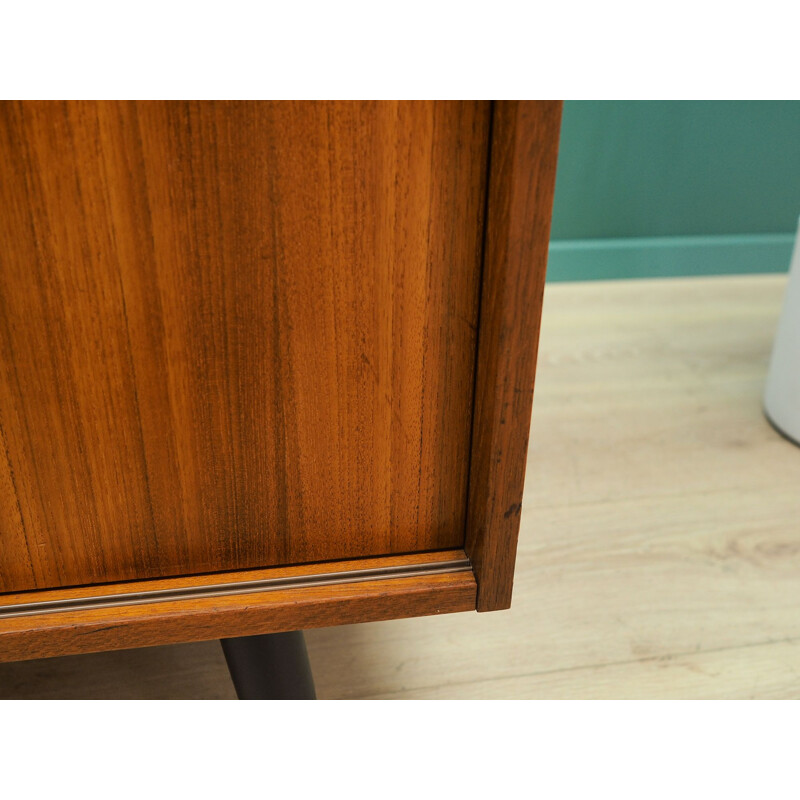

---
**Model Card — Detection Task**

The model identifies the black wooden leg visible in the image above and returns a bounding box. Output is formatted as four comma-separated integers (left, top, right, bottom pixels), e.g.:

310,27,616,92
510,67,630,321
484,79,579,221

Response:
220,631,316,700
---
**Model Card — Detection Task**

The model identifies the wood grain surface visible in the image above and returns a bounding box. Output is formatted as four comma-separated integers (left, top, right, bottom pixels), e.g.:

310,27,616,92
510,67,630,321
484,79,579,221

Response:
466,101,562,610
0,101,490,592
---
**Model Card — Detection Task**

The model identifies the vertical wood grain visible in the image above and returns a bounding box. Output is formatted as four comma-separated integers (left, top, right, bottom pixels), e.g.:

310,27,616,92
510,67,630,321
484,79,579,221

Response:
0,101,490,592
466,101,562,611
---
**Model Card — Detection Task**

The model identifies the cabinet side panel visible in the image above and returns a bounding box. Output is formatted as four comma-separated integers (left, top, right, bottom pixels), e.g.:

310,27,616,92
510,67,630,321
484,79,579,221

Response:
466,101,562,611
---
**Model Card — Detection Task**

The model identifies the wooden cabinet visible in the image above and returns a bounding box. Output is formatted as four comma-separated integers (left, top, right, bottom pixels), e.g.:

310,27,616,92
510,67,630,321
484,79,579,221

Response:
0,101,561,662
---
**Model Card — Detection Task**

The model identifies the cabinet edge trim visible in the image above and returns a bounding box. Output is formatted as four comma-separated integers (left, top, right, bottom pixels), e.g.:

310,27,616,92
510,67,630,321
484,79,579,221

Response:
0,556,472,620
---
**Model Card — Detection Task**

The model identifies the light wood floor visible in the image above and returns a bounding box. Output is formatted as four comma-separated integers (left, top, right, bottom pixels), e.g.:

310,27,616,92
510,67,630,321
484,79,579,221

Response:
2,274,798,699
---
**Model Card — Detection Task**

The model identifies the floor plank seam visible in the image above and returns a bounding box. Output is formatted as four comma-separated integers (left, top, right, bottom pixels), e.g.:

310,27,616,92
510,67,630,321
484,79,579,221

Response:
350,633,800,699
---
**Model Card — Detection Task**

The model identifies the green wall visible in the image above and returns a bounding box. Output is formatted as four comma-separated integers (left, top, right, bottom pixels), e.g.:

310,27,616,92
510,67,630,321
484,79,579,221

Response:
548,101,800,281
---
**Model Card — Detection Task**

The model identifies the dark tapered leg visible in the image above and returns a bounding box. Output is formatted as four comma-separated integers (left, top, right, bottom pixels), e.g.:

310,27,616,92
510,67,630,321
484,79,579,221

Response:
220,631,316,700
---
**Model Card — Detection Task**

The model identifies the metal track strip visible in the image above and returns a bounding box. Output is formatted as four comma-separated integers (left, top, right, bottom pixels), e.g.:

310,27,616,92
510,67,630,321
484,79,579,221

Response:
0,558,473,620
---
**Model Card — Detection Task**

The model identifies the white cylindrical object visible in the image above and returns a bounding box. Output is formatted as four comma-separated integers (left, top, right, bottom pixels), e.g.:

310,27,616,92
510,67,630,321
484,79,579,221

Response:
764,217,800,445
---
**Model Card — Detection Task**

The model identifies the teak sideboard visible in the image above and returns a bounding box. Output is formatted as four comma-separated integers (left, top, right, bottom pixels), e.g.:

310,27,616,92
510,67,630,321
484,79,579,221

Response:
0,101,561,666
